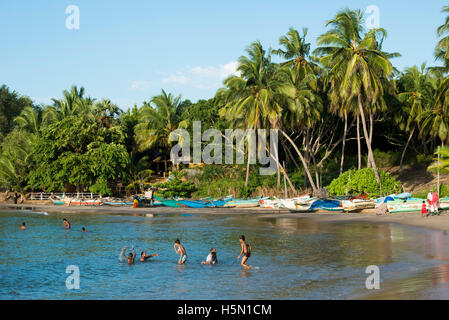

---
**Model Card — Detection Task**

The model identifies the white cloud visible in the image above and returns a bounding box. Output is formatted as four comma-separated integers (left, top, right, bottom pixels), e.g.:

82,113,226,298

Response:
130,80,152,91
161,61,239,89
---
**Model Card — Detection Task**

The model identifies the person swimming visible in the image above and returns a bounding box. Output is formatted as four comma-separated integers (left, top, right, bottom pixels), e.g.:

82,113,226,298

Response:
237,235,252,269
63,218,70,229
122,246,136,265
82,227,87,233
174,239,187,264
20,222,26,230
201,248,217,265
139,250,159,262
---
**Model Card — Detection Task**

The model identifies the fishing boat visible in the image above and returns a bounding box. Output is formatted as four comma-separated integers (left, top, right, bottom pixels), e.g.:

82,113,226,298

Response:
224,197,269,208
387,199,449,213
309,199,343,212
63,198,103,206
153,196,181,207
278,198,316,212
259,199,280,209
103,201,134,206
178,199,212,208
50,198,64,205
342,199,375,212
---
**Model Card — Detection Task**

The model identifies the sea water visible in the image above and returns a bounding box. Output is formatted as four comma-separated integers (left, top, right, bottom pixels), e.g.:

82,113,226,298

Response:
1,210,449,299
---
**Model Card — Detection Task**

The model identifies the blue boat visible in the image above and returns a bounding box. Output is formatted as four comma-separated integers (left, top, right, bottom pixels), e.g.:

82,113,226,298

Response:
178,200,212,208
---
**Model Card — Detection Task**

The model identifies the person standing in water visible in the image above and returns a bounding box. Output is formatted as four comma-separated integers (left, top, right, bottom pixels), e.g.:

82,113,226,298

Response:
63,218,70,229
201,248,218,265
174,239,187,264
20,222,26,230
139,250,159,262
237,235,252,269
122,246,136,265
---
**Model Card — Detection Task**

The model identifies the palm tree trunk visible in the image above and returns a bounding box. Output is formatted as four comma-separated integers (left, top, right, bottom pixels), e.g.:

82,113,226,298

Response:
358,95,381,184
273,138,281,189
280,129,317,193
367,111,374,168
340,111,348,175
400,126,415,173
357,115,361,170
245,152,250,188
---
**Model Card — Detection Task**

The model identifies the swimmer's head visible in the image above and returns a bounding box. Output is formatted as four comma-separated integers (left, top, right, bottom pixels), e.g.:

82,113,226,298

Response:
239,235,245,242
210,248,216,253
128,252,133,258
175,239,180,244
63,218,67,221
82,227,86,231
22,222,26,226
141,251,145,257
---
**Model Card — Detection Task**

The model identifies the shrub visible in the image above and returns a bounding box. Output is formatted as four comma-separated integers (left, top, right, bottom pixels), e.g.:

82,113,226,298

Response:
327,168,402,196
155,171,197,198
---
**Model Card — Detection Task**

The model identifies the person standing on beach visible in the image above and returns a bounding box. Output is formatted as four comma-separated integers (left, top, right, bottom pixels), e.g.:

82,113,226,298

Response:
427,191,434,215
421,201,428,217
174,239,187,264
63,218,71,229
433,191,440,215
238,235,252,269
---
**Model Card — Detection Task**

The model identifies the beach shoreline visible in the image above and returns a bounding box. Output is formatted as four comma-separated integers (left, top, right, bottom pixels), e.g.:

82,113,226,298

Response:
2,202,449,232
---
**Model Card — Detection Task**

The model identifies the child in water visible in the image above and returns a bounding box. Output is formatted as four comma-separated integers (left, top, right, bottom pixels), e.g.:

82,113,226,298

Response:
139,250,159,262
62,218,70,229
237,235,252,269
201,248,218,265
122,246,136,265
174,239,187,264
20,222,26,230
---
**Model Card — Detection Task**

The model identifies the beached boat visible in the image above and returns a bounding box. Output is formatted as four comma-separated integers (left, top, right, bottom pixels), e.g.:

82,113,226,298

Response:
178,199,212,208
342,199,375,212
278,198,316,212
224,197,269,208
63,198,103,206
50,198,64,205
310,199,343,212
259,199,280,209
387,199,449,213
103,201,134,206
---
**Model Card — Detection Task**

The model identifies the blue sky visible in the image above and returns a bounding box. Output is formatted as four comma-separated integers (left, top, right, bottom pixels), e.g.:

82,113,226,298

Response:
0,0,447,110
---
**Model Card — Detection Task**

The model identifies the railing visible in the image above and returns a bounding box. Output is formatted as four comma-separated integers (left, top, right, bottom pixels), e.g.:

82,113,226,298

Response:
30,192,101,200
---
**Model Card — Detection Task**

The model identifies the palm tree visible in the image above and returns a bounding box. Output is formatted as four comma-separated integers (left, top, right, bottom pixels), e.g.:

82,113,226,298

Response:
315,9,395,184
134,89,187,174
396,64,434,171
43,85,94,124
435,5,449,71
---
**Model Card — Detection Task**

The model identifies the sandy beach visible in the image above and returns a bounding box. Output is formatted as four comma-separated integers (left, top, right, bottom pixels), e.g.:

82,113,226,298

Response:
2,202,449,232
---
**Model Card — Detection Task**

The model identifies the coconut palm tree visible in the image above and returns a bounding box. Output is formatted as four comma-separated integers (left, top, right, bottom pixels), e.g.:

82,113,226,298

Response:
314,8,395,184
134,89,187,174
396,64,435,171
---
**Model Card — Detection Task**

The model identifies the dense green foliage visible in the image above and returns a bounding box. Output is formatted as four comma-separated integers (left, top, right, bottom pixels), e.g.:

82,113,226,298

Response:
155,171,196,198
327,168,402,196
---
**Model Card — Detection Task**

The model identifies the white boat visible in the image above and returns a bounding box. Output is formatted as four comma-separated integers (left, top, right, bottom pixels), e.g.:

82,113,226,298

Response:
278,198,316,212
63,198,103,206
342,199,375,212
259,199,280,209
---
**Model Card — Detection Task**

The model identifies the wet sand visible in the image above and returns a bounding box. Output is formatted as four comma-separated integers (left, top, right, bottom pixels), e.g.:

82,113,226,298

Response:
2,203,449,231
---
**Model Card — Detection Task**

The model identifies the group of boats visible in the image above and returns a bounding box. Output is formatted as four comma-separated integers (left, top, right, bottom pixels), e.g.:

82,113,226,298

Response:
50,194,377,213
49,192,449,214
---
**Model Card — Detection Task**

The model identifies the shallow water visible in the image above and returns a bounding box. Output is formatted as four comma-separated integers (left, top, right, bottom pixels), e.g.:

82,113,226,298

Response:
1,210,449,299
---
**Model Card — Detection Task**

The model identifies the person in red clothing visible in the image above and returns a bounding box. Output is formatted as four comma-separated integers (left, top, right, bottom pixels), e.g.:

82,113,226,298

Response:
421,201,428,217
432,191,440,215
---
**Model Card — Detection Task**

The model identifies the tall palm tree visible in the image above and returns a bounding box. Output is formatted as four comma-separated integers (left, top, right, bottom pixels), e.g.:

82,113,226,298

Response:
435,5,449,71
315,8,395,184
396,64,434,171
134,89,187,174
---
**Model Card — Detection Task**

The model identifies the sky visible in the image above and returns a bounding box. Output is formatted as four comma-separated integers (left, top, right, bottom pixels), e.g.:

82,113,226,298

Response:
0,0,447,110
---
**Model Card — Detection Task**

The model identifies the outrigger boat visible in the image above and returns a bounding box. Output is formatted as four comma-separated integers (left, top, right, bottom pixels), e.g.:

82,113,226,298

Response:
342,199,375,212
224,197,269,208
